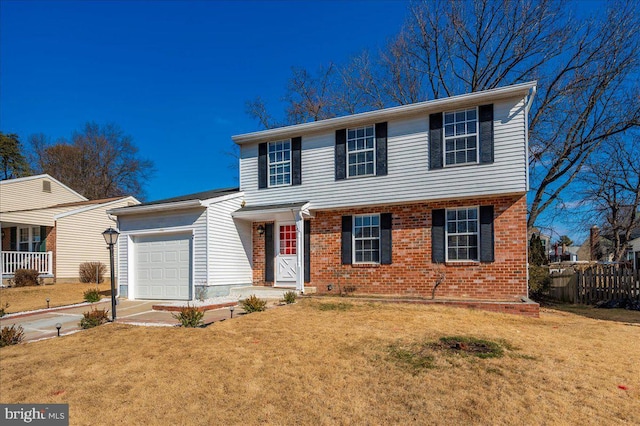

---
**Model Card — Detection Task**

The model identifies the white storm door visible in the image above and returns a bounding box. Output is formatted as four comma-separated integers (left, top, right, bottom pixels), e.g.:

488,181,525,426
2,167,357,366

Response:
276,223,298,285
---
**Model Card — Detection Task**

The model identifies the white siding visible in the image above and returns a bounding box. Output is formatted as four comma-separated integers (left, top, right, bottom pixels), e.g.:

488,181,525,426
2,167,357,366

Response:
117,208,207,289
240,96,527,209
55,198,135,278
0,176,85,213
207,195,252,286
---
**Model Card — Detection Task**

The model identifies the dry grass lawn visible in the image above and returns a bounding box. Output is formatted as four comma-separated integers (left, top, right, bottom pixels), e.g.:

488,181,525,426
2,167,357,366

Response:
1,299,639,425
0,283,110,314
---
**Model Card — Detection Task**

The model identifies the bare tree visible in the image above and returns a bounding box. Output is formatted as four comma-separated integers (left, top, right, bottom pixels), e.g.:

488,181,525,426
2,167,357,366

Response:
245,0,640,233
578,137,640,261
31,122,154,200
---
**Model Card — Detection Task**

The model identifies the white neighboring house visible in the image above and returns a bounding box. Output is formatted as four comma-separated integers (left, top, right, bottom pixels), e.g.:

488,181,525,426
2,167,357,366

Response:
629,236,640,270
0,174,139,282
108,188,252,300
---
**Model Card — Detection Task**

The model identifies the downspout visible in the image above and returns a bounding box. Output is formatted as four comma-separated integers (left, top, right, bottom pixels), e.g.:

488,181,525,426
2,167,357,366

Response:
524,85,537,299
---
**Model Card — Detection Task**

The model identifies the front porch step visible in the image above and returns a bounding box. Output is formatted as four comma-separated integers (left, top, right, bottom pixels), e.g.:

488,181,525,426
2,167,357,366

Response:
229,286,315,299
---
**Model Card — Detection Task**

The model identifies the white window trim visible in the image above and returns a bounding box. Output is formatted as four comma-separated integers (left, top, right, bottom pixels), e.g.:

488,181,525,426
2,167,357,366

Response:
444,206,480,262
346,125,376,178
267,139,292,188
18,226,41,252
443,107,479,167
352,213,381,264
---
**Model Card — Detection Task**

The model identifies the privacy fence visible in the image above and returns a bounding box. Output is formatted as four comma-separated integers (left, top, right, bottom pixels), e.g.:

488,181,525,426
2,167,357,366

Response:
549,265,640,304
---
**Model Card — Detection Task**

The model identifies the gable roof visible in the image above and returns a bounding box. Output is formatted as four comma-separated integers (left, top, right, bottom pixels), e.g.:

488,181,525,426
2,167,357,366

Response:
232,81,537,145
0,173,87,201
108,188,241,216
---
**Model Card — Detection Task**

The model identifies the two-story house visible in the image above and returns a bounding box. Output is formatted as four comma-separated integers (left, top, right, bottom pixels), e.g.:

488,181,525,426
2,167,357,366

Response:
110,82,536,308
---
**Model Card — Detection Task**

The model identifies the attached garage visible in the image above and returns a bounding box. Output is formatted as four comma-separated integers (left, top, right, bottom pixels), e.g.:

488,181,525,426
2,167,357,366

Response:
134,233,191,300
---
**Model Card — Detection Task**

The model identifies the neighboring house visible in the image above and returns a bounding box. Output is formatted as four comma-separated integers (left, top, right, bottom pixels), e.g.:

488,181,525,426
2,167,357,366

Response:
0,174,139,283
108,189,251,300
110,82,536,302
629,237,640,270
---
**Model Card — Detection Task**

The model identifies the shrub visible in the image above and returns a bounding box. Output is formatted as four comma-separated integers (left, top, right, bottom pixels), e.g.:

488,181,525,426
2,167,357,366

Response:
195,286,208,302
282,291,297,304
83,288,101,303
79,262,106,283
241,295,267,313
172,304,205,327
79,308,109,329
528,265,551,297
13,269,40,287
0,303,9,318
0,324,25,347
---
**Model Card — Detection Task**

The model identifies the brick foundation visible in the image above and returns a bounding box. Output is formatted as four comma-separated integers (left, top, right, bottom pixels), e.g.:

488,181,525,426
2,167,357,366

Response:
252,194,528,301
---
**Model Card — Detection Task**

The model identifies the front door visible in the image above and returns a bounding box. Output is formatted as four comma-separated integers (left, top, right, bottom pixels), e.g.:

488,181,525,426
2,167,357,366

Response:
275,222,297,286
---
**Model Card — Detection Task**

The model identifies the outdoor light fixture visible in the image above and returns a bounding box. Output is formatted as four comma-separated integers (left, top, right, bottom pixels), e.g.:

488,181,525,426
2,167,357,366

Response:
102,227,120,321
327,284,333,291
46,298,50,308
230,306,235,319
257,225,265,236
55,323,61,337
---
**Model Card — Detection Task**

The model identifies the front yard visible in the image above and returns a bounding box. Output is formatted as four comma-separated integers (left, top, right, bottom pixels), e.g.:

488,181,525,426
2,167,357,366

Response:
0,282,111,314
1,299,638,424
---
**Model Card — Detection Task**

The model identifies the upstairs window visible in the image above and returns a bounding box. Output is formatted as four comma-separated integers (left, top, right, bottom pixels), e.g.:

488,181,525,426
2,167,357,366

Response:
347,125,375,177
444,108,478,166
268,140,291,187
446,207,479,261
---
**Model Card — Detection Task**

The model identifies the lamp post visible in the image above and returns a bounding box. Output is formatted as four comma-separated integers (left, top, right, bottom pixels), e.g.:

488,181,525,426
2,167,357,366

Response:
102,227,120,321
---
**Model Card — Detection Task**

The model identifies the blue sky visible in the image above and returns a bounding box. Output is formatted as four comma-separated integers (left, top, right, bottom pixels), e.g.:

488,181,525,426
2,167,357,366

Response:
1,0,408,198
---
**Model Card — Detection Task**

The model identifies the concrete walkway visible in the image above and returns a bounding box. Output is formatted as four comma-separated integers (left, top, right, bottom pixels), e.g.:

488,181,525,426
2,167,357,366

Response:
0,299,240,342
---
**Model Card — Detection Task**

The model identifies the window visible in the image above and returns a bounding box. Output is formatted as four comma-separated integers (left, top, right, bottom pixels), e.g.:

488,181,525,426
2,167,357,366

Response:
279,224,297,255
446,207,478,261
347,125,375,177
444,108,477,166
18,227,41,252
353,214,380,263
268,140,291,187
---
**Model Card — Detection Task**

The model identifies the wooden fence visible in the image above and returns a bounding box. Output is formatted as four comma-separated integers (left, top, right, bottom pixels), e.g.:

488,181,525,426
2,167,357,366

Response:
575,265,640,305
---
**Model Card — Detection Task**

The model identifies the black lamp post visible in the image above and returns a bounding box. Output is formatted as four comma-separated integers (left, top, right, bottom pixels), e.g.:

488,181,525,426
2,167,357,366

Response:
102,227,120,321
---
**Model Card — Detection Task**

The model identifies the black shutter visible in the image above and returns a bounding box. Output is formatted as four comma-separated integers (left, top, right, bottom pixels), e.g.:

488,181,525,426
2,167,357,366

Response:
304,220,311,282
429,113,443,170
258,143,268,189
380,213,392,264
375,122,388,176
265,223,274,282
335,129,347,180
9,227,17,251
341,216,352,264
478,104,494,164
292,137,302,186
432,209,445,263
479,206,495,262
40,226,47,252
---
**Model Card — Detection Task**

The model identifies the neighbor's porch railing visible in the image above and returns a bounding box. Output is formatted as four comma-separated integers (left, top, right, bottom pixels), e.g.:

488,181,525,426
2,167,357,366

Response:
1,251,53,276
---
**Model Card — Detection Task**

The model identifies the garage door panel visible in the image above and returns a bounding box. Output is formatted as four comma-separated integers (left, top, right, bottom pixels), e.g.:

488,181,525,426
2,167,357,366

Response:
135,233,191,300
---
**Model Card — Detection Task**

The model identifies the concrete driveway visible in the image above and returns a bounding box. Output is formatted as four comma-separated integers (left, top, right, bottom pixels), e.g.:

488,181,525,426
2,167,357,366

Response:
0,299,238,342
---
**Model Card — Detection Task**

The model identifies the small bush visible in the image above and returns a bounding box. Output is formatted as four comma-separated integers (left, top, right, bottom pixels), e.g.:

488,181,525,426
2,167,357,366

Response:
79,262,106,283
13,269,40,287
79,308,110,329
172,304,205,327
528,265,550,297
282,291,297,304
241,295,267,313
0,303,9,318
195,286,208,302
0,324,25,347
83,288,101,303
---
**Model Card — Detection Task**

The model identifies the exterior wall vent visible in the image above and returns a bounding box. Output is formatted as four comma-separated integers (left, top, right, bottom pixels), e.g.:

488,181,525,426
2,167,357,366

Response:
43,180,52,193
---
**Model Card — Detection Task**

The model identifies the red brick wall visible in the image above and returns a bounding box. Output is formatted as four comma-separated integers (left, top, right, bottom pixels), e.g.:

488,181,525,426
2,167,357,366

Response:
252,194,528,300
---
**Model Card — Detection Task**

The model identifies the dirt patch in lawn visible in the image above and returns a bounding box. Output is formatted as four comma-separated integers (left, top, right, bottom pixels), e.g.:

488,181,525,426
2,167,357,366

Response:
1,298,639,425
0,283,111,314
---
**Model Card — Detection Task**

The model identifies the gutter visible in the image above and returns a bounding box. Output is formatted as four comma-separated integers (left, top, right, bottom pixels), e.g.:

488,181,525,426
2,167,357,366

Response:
108,199,203,216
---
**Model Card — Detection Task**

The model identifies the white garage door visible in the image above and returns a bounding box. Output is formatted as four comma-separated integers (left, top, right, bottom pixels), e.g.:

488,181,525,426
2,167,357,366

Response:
135,233,191,300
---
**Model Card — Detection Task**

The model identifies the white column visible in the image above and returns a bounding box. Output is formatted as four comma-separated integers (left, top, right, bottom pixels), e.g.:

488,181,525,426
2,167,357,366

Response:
295,211,304,293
